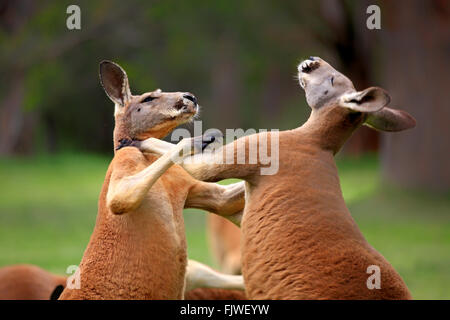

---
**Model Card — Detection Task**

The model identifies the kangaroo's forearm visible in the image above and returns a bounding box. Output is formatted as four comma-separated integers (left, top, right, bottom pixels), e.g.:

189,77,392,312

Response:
186,181,245,214
137,132,277,182
182,140,260,182
216,182,246,216
139,138,176,155
185,181,245,226
107,144,184,214
185,259,245,292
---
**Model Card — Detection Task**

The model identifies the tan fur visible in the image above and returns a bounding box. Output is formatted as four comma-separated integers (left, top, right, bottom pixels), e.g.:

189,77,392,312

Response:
184,288,247,300
207,215,242,274
59,61,244,300
0,265,66,300
139,57,415,299
185,259,244,292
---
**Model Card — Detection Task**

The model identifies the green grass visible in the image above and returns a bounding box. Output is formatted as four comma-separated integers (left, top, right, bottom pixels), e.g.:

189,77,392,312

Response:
336,155,450,299
0,153,449,299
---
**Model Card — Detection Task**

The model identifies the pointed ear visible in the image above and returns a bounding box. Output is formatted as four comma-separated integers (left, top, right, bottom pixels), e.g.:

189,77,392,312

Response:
99,60,131,106
340,87,390,113
365,107,416,132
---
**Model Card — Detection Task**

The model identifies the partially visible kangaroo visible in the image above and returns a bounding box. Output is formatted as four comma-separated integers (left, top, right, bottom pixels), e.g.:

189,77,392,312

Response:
137,57,416,299
0,261,245,300
207,215,242,275
0,265,66,300
59,61,245,299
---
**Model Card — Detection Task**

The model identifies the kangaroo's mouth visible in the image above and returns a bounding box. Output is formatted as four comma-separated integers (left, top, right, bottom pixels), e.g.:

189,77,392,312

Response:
182,103,198,116
173,100,197,114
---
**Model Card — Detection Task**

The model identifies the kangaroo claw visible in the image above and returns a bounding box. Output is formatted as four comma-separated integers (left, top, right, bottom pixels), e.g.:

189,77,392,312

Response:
202,135,216,151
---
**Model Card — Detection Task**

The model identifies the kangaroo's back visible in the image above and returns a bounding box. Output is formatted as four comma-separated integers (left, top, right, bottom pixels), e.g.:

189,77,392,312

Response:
241,133,411,299
0,264,66,300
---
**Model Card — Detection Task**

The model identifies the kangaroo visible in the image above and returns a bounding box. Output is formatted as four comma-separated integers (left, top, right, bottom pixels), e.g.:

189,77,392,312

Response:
0,265,66,300
207,215,242,275
59,61,245,300
137,57,416,299
0,261,245,300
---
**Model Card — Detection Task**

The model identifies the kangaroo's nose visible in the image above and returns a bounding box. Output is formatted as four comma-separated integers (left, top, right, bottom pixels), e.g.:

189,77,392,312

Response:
183,93,198,106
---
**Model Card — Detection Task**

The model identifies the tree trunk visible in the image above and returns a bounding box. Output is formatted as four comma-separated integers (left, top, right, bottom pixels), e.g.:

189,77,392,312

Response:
380,0,450,191
0,69,26,155
0,0,36,155
208,35,242,132
320,0,380,155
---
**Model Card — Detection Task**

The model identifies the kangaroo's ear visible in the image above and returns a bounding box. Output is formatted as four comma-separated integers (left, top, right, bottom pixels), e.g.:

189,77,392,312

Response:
99,60,131,106
365,107,416,132
339,87,390,113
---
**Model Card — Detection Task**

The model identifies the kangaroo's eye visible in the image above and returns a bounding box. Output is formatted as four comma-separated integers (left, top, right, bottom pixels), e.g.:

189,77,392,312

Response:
330,76,334,86
141,96,156,103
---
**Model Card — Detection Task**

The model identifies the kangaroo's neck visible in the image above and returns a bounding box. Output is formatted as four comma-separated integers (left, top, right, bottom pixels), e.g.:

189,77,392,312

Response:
113,116,132,150
299,108,365,155
113,117,173,151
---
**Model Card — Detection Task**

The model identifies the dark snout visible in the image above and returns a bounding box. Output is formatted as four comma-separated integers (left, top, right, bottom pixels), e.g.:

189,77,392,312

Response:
174,93,198,114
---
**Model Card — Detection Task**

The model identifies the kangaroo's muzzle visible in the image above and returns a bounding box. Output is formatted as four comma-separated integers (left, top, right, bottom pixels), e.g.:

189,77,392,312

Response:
179,93,198,114
183,93,198,106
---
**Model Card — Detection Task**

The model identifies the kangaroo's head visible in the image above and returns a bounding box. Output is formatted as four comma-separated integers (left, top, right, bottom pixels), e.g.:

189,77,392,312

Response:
99,61,198,148
297,56,416,153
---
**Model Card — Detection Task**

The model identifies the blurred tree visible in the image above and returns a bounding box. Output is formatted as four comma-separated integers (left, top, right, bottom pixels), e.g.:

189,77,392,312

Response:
318,0,380,155
0,0,35,155
0,0,135,154
2,0,443,169
380,0,450,191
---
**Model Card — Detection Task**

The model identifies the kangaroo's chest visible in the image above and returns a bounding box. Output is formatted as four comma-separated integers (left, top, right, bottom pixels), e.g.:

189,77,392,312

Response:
67,155,192,299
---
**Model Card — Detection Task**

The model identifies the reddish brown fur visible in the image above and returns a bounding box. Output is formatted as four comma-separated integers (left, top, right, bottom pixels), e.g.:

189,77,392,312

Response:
60,62,244,299
240,114,412,299
199,109,412,299
0,265,66,300
180,110,412,299
60,150,199,299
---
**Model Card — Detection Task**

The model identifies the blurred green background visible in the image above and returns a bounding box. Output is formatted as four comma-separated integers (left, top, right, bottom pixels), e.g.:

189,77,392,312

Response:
0,0,449,299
